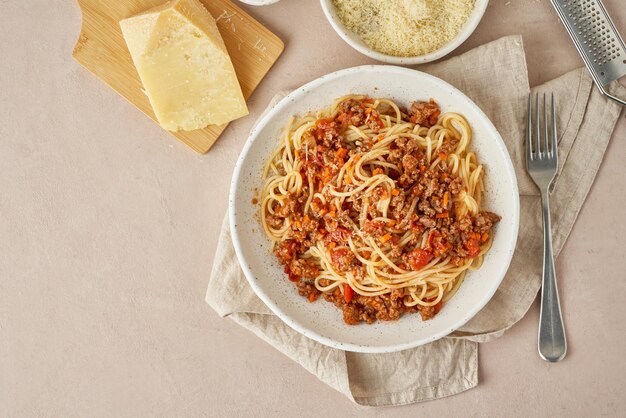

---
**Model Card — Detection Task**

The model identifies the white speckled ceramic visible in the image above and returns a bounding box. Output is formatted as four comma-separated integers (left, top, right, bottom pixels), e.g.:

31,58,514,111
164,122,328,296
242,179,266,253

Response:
230,66,519,353
319,0,489,65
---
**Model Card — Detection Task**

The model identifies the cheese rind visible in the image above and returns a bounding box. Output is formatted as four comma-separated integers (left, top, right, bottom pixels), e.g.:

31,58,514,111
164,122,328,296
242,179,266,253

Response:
120,0,248,131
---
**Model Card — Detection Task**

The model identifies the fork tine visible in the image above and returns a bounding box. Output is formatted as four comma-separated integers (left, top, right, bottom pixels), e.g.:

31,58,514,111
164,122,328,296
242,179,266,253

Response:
543,93,549,158
526,94,533,162
551,93,558,160
534,93,541,159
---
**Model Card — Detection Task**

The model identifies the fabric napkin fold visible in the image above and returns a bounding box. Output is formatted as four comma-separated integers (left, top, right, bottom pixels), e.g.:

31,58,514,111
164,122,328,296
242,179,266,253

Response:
206,35,625,406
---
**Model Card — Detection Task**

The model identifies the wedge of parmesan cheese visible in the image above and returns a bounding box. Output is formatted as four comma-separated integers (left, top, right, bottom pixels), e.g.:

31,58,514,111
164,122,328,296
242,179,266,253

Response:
120,0,248,131
332,0,475,57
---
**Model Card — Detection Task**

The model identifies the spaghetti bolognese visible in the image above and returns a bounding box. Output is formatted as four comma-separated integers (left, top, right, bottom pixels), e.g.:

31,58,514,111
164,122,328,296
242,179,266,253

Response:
259,95,500,325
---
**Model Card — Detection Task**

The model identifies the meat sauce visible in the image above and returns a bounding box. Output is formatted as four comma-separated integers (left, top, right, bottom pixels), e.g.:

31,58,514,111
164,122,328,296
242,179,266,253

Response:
268,97,500,324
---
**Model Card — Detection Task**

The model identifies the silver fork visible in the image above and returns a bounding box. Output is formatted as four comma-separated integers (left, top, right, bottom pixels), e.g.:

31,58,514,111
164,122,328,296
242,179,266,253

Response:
526,93,567,362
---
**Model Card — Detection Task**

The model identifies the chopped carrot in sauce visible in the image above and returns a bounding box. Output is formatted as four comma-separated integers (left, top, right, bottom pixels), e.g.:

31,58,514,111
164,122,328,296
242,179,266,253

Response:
336,147,348,159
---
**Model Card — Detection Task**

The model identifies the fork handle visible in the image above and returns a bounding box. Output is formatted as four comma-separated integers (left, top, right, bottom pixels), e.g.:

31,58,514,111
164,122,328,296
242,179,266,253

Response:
538,191,567,362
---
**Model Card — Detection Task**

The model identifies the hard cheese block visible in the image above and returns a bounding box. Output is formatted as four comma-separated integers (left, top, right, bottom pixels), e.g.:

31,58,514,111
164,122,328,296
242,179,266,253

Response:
119,0,249,131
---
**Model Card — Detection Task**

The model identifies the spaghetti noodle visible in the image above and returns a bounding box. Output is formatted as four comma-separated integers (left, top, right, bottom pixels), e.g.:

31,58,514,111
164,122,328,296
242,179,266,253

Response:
259,96,500,325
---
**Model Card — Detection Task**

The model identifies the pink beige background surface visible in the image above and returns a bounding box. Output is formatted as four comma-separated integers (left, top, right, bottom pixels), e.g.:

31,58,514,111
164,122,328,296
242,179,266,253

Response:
2,0,625,416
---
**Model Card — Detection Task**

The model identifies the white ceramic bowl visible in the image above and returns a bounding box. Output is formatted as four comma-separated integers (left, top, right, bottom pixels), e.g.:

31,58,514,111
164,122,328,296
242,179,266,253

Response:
230,65,519,353
319,0,489,65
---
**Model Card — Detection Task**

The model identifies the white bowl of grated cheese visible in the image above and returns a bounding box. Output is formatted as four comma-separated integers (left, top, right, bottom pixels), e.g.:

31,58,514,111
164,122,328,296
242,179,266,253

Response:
320,0,489,64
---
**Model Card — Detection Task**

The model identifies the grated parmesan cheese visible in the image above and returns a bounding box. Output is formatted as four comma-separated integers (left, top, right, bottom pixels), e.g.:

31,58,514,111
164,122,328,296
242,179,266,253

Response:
332,0,475,57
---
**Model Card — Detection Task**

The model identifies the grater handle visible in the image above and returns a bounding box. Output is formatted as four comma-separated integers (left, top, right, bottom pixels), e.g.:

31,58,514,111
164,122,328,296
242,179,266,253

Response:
550,0,626,107
597,83,626,106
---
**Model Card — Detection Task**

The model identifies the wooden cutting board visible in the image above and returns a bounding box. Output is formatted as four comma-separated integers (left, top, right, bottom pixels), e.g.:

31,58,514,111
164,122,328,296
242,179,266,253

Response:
73,0,284,153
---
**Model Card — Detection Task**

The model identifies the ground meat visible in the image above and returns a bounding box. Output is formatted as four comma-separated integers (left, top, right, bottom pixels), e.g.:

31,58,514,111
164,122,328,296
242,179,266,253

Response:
370,186,387,205
337,99,366,127
402,154,419,173
323,212,338,232
275,240,297,264
310,199,327,218
343,305,362,325
336,209,353,230
296,280,321,302
431,196,443,213
418,200,436,217
409,215,425,236
424,177,438,198
366,114,384,132
301,215,319,234
290,259,319,279
475,211,502,233
324,289,422,325
438,138,459,155
419,216,437,228
326,226,352,243
363,294,402,321
394,137,408,150
389,244,403,259
458,216,472,232
274,194,299,218
418,302,442,321
393,136,421,156
363,220,386,237
331,248,357,272
448,177,464,195
287,227,306,242
408,99,441,128
390,192,406,219
264,96,500,325
288,209,316,244
388,148,404,163
266,214,283,228
314,118,342,148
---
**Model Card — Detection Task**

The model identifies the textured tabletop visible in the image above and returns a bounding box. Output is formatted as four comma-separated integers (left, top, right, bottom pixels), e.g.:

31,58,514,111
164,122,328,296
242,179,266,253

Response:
2,0,625,416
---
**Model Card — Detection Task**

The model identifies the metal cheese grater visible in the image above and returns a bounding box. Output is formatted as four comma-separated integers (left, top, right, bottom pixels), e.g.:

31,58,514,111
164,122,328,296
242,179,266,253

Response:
551,0,626,106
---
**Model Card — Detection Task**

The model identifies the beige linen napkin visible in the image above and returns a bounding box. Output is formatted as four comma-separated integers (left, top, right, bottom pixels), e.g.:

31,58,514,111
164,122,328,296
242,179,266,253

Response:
206,36,625,406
